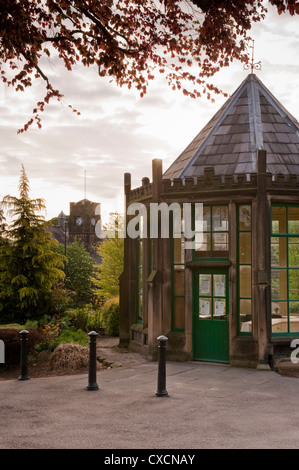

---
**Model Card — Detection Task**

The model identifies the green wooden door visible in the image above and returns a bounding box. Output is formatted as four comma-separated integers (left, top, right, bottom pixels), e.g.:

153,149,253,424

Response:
193,270,229,363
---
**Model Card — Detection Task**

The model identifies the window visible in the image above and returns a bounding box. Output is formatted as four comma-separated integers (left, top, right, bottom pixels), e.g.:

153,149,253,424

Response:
194,205,229,259
271,205,299,335
237,205,252,334
172,215,185,331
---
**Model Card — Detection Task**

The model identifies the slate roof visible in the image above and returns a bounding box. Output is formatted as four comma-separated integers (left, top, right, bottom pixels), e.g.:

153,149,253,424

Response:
163,74,299,180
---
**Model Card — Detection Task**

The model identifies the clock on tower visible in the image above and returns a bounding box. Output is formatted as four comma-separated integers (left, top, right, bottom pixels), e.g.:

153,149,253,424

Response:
69,199,101,253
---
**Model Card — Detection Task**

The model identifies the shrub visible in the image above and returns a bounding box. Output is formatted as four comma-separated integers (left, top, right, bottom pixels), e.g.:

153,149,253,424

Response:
67,305,92,331
102,297,119,337
24,319,38,329
66,305,102,333
51,329,89,349
37,319,61,351
86,310,102,333
0,328,45,368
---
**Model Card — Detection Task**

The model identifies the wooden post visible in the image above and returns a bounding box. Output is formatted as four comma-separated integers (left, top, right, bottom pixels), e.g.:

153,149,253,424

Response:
256,149,271,369
119,172,132,347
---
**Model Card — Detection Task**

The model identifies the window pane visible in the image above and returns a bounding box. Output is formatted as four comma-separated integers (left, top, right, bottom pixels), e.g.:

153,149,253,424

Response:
199,298,211,319
271,237,287,267
288,207,299,234
289,270,299,300
174,268,185,296
239,205,251,231
290,302,299,315
213,274,226,297
239,232,251,264
195,232,210,257
199,274,211,296
272,301,288,317
272,206,286,233
173,297,185,329
212,206,228,231
289,239,299,268
214,299,226,319
271,269,287,301
173,237,184,264
212,232,228,256
272,302,288,333
240,299,252,332
203,206,211,231
239,266,251,298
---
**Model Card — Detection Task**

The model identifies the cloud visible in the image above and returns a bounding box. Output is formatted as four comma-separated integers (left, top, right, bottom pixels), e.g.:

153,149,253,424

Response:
0,5,298,222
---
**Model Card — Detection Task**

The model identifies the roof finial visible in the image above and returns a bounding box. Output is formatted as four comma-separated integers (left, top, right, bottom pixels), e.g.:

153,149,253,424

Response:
84,169,87,200
244,39,262,74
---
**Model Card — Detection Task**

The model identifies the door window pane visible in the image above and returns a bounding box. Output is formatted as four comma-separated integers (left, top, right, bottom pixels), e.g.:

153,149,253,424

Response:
199,298,211,318
214,299,226,319
199,274,211,296
214,274,226,297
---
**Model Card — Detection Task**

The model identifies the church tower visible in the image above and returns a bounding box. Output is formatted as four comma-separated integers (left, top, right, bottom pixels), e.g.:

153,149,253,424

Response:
69,199,101,253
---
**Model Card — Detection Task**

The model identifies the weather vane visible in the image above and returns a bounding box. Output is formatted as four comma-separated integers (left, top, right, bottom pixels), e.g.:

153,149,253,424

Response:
243,39,262,74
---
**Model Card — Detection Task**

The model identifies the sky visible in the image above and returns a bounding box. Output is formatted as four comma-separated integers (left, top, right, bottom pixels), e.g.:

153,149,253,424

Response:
0,2,299,226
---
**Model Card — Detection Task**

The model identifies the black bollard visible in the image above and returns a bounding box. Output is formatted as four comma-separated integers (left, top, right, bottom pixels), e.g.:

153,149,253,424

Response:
19,330,30,381
155,335,168,397
86,331,99,391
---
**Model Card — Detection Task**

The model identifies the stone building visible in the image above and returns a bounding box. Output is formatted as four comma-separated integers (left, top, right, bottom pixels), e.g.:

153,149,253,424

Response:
119,73,299,368
68,198,102,261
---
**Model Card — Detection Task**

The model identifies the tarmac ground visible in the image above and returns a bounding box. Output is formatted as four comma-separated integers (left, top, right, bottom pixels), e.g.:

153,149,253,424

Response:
1,337,299,451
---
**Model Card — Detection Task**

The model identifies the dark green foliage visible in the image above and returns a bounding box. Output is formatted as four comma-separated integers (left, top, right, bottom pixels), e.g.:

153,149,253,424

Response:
102,297,119,336
0,166,66,322
50,329,89,350
66,304,102,333
54,241,96,305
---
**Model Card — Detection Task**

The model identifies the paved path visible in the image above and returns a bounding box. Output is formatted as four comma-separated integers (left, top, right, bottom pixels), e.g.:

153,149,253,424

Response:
1,359,299,449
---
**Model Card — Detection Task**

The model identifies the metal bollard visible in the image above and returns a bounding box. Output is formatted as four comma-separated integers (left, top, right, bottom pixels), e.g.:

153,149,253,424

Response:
155,335,168,397
86,331,99,391
19,330,30,381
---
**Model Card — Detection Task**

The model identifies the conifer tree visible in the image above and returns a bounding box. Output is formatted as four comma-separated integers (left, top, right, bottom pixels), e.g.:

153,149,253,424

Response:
0,165,66,322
